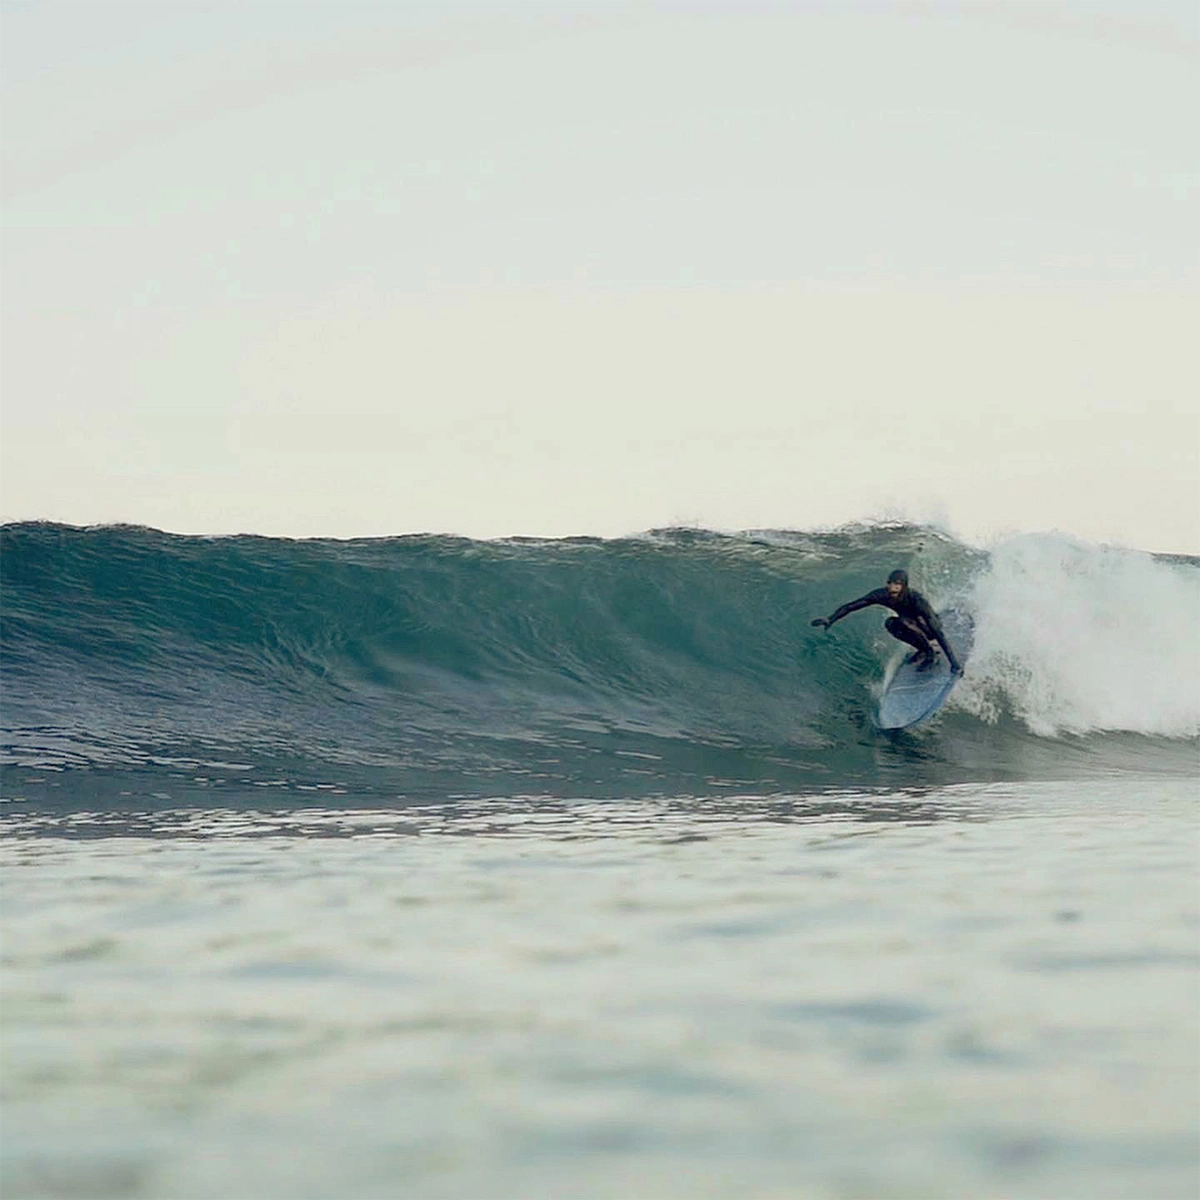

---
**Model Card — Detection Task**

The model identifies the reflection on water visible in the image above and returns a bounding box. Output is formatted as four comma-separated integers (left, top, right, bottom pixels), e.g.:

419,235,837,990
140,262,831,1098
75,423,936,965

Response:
1,784,1002,844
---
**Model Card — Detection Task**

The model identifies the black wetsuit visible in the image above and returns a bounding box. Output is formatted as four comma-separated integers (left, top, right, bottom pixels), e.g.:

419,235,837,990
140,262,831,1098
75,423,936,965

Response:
824,587,960,671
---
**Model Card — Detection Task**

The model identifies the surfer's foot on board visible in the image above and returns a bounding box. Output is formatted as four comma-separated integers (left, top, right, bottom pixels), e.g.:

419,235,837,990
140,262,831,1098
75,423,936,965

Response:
914,651,938,672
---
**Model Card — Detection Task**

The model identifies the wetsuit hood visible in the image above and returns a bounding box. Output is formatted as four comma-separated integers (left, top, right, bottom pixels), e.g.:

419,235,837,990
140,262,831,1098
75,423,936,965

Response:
887,569,908,587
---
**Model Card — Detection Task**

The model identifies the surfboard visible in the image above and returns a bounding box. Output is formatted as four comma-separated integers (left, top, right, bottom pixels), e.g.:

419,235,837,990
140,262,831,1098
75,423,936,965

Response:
877,608,973,731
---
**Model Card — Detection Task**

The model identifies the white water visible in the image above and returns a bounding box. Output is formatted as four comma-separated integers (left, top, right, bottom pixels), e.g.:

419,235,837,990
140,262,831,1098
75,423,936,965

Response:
956,534,1200,739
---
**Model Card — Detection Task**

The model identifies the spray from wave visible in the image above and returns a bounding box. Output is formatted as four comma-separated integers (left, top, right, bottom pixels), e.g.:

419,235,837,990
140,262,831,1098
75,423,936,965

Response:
957,534,1199,739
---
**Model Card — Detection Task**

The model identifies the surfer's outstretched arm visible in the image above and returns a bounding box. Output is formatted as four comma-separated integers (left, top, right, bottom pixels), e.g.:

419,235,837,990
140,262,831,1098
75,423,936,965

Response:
811,589,887,629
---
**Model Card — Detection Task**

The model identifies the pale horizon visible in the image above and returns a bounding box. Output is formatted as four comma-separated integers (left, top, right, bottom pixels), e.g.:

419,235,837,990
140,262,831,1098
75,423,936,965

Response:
3,1,1197,555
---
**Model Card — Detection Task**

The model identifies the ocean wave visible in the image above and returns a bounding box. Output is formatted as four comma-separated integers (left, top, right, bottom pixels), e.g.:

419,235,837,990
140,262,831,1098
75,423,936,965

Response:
2,521,1196,802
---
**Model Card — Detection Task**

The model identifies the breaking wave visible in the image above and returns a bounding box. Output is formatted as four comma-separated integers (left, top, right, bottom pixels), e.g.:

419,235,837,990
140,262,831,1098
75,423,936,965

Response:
2,521,1196,805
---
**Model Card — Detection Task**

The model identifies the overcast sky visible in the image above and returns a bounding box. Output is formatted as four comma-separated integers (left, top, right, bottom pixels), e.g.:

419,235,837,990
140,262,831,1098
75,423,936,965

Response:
2,0,1197,552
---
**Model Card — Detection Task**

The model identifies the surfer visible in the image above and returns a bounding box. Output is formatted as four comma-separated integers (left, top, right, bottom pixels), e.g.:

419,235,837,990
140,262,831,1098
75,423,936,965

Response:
811,569,963,674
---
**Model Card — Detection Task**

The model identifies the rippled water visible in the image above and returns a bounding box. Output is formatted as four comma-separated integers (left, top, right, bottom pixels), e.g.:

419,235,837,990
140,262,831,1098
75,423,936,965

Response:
2,778,1197,1199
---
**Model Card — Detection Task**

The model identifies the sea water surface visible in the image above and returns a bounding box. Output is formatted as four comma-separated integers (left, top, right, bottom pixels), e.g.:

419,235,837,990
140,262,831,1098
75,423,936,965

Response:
2,522,1198,1199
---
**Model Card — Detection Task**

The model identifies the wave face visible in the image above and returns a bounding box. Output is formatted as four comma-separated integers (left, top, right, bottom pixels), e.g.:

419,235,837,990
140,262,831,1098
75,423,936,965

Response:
2,522,1196,805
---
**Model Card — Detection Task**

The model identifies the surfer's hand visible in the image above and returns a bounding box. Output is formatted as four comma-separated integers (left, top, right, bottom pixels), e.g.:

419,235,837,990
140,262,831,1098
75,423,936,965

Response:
811,617,830,629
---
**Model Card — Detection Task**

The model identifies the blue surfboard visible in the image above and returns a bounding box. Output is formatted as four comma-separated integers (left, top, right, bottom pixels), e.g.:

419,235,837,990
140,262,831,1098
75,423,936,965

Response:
877,608,973,730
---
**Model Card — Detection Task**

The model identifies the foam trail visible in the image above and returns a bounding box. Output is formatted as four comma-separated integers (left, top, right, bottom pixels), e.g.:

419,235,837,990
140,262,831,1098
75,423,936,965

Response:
958,534,1200,738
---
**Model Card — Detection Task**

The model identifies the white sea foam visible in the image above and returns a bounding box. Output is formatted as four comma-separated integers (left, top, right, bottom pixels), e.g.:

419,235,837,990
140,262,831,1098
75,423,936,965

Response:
955,533,1200,738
